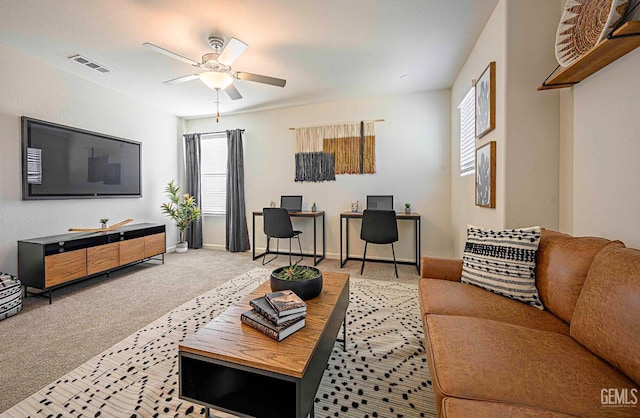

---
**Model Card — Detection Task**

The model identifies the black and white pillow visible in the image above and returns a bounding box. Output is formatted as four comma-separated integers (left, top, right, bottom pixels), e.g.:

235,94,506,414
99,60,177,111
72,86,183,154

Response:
461,225,544,310
0,273,22,320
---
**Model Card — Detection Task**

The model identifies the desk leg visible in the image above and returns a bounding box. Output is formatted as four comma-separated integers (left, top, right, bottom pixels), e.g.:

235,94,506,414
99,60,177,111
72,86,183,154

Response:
322,213,326,262
252,212,256,260
340,216,344,267
416,218,421,274
313,216,317,265
345,218,350,265
205,407,210,418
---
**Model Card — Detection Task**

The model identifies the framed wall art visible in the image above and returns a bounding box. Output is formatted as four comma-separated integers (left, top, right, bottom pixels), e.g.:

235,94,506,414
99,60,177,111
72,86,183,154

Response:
475,61,495,139
475,141,496,208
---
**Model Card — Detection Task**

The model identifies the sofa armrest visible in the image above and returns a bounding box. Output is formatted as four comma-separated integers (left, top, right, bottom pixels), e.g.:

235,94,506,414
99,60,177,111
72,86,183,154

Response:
420,256,463,282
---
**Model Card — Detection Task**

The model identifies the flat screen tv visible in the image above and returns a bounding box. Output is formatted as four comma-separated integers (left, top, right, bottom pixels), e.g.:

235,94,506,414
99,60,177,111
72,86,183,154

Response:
21,117,141,199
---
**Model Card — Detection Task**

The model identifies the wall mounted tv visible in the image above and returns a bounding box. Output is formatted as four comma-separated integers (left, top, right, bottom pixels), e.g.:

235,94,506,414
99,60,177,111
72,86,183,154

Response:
21,117,141,200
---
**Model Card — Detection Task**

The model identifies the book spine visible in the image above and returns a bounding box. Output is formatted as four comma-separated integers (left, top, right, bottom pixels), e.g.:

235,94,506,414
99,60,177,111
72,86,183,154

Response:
241,314,279,340
250,300,278,324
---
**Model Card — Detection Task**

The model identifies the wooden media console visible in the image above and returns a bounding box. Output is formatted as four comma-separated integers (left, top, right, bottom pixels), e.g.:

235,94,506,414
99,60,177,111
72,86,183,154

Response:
18,223,166,303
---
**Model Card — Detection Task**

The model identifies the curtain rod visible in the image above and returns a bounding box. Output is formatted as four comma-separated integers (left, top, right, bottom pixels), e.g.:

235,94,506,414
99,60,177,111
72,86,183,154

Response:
288,119,384,131
186,129,245,136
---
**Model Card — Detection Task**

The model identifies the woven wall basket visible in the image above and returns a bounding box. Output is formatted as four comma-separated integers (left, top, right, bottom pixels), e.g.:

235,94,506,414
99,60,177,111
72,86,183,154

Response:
556,0,630,67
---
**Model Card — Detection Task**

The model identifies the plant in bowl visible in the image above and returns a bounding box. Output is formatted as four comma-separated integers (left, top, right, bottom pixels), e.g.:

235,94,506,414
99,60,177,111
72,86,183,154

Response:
270,262,323,300
404,203,411,214
160,180,202,253
99,218,109,229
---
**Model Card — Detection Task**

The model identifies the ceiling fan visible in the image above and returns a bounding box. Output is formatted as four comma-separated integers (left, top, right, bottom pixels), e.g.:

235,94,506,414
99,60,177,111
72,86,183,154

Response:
143,36,286,120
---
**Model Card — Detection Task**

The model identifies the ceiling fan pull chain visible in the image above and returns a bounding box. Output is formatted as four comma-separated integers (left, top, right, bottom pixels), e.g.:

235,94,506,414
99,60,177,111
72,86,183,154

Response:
216,88,221,123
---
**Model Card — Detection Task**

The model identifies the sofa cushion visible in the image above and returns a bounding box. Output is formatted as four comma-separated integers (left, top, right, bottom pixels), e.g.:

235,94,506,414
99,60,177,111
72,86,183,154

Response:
442,398,577,418
571,243,640,385
420,256,463,281
425,315,638,418
419,279,569,334
536,230,617,324
462,225,543,309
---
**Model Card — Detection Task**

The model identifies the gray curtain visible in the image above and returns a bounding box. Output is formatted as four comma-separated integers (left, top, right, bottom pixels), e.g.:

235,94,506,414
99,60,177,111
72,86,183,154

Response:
226,129,250,252
184,133,203,249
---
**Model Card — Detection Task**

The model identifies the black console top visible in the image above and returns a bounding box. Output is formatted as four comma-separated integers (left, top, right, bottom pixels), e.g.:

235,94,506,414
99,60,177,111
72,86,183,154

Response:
19,223,165,245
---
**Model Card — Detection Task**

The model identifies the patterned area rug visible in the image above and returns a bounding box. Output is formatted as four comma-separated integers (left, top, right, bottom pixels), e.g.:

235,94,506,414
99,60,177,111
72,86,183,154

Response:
3,268,436,418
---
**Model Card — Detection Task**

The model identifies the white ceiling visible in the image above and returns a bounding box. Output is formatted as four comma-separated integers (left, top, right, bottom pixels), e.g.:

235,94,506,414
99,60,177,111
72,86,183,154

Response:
0,0,498,119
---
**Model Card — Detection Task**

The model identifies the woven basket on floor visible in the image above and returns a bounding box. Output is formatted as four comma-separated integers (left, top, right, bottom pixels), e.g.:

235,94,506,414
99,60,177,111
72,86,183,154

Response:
556,0,630,67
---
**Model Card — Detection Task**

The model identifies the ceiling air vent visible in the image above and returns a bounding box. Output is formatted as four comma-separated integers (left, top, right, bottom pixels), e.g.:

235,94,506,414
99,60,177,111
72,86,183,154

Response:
68,54,110,73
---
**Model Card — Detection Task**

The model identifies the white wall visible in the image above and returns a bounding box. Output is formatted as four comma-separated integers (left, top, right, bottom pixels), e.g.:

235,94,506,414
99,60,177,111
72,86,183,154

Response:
451,0,508,256
450,0,560,257
504,0,559,230
558,88,574,234
186,90,453,260
565,48,640,246
0,45,181,274
557,1,640,247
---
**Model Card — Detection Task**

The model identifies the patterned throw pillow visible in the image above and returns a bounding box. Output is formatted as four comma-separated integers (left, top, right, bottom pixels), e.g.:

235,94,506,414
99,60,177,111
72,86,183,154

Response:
461,225,544,310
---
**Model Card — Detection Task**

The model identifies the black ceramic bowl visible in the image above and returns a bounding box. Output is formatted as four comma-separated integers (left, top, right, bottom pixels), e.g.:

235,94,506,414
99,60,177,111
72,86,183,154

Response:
270,266,323,300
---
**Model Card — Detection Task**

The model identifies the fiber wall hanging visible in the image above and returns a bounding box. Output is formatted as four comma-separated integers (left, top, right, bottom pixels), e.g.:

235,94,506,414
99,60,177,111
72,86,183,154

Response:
555,0,630,67
294,120,377,182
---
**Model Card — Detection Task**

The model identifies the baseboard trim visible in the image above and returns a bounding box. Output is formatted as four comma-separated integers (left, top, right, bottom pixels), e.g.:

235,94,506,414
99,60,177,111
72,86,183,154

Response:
190,245,417,264
202,244,226,251
247,247,416,264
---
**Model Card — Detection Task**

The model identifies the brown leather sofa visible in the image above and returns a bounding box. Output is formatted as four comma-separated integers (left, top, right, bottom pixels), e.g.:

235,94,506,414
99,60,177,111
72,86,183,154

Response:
419,229,640,417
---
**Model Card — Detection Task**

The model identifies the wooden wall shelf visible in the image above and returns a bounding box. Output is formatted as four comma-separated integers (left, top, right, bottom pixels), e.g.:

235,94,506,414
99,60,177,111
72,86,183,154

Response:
539,21,640,90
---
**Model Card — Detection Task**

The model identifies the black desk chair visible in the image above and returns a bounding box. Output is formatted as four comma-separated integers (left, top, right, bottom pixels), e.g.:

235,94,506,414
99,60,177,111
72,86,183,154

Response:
262,207,303,265
360,209,399,278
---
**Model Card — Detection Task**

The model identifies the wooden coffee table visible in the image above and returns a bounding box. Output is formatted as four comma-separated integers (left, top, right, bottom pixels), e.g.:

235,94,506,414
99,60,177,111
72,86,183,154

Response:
179,272,350,418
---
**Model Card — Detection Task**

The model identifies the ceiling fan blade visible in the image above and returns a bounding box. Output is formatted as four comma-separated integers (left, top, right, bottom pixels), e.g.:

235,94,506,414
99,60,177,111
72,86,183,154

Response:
164,74,201,85
218,38,249,66
143,42,201,67
235,72,286,88
224,84,243,100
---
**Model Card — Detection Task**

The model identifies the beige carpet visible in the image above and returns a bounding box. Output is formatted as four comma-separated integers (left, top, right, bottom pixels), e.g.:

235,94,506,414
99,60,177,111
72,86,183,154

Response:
0,249,420,414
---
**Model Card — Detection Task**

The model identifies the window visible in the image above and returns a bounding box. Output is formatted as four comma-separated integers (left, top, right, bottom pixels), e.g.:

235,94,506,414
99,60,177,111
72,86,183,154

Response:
200,133,227,214
459,87,475,176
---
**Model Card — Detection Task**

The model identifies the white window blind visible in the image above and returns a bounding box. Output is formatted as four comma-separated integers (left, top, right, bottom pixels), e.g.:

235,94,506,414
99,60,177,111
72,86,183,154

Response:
200,133,227,215
459,87,475,176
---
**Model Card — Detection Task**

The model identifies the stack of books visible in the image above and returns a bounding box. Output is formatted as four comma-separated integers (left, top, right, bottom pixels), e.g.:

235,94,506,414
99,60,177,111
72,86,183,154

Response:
241,290,308,341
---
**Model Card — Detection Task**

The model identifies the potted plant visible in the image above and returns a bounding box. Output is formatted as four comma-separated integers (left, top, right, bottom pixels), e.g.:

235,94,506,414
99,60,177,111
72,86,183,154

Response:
99,218,109,229
404,203,411,214
160,180,202,253
270,262,323,300
311,202,317,212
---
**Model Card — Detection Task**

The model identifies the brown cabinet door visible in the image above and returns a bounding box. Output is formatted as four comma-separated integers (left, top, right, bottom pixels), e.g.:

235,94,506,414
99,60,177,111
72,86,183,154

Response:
87,243,120,275
144,233,166,258
119,237,145,266
45,249,87,287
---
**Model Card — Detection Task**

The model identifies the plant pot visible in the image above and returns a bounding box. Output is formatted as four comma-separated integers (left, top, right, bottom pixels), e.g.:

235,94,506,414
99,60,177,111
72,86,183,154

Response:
270,266,323,300
404,208,411,214
176,241,188,253
100,223,108,229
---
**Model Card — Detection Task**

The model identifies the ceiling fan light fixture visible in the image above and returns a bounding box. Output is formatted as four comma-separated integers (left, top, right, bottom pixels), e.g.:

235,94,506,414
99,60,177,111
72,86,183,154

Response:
200,71,233,90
